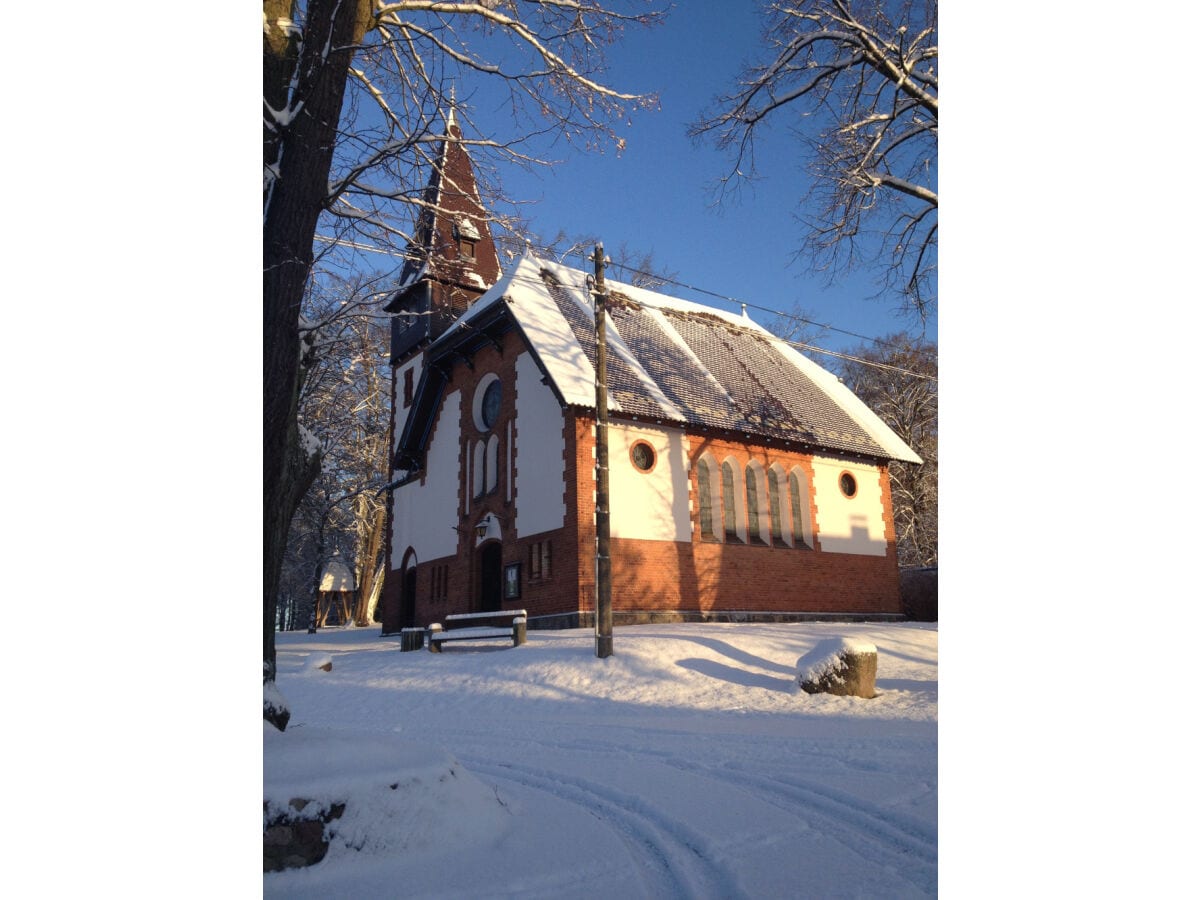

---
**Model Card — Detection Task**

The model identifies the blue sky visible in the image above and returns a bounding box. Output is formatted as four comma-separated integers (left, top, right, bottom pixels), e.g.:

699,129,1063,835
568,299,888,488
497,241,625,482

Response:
454,3,937,359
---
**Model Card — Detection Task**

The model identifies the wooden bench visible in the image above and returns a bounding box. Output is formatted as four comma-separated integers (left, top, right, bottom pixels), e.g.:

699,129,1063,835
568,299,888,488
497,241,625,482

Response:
427,610,527,652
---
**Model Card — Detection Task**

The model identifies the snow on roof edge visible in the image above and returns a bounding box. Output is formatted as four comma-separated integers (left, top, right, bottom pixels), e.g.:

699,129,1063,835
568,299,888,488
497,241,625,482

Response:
430,252,921,464
767,334,923,464
698,306,920,464
581,262,921,463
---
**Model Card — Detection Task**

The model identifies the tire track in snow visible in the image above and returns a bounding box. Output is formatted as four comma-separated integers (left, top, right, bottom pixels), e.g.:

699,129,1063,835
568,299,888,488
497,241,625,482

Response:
433,722,924,780
444,725,934,893
664,757,938,892
461,757,747,900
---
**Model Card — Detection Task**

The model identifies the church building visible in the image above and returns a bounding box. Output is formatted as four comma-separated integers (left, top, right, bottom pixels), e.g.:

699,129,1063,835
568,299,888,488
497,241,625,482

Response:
378,112,922,634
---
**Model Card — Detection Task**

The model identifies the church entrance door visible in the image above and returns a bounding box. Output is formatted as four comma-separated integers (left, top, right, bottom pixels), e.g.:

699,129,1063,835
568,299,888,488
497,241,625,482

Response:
401,567,417,628
478,543,502,612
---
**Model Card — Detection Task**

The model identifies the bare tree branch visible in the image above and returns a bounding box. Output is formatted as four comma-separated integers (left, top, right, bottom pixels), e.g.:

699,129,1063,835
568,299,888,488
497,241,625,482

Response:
690,1,937,316
263,0,666,712
837,331,937,567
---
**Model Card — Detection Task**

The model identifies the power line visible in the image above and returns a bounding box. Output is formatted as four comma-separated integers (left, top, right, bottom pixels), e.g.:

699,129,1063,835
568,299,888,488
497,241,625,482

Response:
314,234,411,257
603,255,926,354
475,257,937,383
310,234,935,381
557,252,936,382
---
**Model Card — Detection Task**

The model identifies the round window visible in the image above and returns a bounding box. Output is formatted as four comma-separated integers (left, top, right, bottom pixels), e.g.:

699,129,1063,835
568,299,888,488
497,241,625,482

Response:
481,380,502,430
631,441,655,472
839,472,857,498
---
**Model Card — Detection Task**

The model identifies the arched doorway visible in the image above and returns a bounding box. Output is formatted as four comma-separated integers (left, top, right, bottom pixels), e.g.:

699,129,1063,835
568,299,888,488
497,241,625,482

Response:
399,548,419,629
478,542,502,612
402,566,417,627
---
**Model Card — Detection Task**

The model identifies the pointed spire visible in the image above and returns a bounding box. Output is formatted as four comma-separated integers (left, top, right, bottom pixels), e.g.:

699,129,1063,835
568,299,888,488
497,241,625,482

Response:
384,98,502,334
444,85,458,135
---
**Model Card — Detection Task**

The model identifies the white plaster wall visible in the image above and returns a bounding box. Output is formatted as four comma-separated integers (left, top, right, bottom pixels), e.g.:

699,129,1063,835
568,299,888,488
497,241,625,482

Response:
392,358,424,455
609,424,692,542
392,391,461,564
811,456,888,556
514,352,566,538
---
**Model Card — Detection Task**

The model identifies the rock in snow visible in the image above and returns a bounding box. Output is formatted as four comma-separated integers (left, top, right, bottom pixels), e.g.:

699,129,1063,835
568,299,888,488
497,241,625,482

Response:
796,636,878,698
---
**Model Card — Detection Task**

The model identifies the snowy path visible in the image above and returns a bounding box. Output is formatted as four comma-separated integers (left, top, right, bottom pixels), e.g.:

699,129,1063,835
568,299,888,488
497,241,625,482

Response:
265,623,937,898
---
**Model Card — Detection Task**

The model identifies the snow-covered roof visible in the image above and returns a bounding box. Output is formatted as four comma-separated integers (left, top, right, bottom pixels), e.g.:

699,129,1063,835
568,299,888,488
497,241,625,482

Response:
426,251,921,464
319,558,355,593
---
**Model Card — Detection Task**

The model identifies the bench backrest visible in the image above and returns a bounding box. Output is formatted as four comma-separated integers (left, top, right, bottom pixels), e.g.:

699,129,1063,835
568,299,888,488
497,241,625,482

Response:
441,610,527,631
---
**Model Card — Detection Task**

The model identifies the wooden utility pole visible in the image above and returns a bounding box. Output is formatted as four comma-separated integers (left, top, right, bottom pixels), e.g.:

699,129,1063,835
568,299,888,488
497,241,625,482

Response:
592,244,613,658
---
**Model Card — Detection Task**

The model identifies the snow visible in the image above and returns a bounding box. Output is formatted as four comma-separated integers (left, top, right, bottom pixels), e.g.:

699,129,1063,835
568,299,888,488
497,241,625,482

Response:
444,609,527,621
451,251,604,409
264,621,938,897
430,626,515,641
297,423,321,459
644,304,736,406
455,216,481,241
265,726,511,860
317,558,354,592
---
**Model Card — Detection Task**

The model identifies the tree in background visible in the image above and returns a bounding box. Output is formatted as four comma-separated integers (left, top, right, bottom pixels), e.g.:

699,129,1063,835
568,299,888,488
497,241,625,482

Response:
279,273,392,634
264,0,663,728
690,1,937,317
838,333,936,567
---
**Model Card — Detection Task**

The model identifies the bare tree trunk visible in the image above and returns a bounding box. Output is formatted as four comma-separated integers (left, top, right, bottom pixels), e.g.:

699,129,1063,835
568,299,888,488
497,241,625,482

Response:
264,0,368,729
364,562,385,623
354,505,385,625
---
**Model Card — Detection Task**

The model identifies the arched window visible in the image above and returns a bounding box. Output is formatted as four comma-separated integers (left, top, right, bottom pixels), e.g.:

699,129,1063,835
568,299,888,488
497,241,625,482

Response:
697,456,716,540
767,466,784,545
745,463,763,544
722,460,741,543
472,441,485,498
472,374,502,432
486,434,500,494
789,468,813,550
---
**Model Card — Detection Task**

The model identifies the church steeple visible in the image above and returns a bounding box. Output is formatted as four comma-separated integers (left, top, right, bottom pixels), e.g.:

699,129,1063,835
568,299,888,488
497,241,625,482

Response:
384,97,502,362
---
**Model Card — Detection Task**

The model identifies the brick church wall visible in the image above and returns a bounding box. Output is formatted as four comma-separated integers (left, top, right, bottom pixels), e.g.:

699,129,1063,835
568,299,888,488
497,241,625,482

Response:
571,420,902,620
384,349,903,633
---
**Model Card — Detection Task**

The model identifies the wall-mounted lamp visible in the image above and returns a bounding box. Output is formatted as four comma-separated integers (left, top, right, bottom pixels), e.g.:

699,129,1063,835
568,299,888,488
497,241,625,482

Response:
472,511,506,540
454,513,503,540
476,512,503,539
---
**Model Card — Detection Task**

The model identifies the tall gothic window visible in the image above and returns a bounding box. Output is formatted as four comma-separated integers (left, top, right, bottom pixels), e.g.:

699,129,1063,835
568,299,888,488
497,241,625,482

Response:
486,434,500,494
745,464,763,544
789,469,813,550
722,461,740,543
768,467,783,545
698,457,716,540
473,441,485,498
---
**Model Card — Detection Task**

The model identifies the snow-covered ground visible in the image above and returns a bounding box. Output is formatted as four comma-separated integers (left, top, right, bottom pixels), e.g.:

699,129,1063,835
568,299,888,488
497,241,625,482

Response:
265,621,938,898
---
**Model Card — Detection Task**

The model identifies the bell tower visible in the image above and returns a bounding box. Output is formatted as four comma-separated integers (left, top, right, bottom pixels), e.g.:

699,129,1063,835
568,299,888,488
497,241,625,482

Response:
380,101,503,636
383,102,503,364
